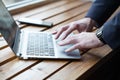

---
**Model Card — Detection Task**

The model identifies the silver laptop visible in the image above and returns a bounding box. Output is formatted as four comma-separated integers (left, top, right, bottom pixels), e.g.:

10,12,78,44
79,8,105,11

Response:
0,0,81,59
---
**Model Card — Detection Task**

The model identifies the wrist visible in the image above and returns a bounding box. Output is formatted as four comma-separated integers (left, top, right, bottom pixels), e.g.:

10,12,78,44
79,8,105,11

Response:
96,27,106,44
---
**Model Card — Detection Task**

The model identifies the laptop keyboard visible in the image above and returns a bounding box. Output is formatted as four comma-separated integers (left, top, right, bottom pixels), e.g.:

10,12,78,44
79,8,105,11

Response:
27,32,54,56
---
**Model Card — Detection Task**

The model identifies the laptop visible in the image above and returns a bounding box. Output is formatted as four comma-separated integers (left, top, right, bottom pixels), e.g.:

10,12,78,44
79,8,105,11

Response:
0,0,81,59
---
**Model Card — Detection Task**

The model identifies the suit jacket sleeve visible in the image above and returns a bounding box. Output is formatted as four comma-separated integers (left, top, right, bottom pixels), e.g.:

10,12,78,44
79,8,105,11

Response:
102,12,120,49
86,0,120,27
86,0,120,49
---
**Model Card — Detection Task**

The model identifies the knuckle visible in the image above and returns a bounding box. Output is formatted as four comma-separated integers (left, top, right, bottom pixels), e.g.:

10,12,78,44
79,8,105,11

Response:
58,26,66,31
60,27,64,31
62,26,66,30
71,22,76,27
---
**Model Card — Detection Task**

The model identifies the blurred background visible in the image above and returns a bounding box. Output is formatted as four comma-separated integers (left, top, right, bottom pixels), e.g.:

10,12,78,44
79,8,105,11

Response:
3,0,26,5
3,0,94,6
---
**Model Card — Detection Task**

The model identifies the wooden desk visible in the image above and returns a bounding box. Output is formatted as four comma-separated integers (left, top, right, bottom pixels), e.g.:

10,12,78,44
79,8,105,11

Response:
0,0,112,80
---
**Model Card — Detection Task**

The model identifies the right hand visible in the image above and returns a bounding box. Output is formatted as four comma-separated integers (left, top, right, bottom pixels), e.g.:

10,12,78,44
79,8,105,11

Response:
58,32,104,52
52,18,96,40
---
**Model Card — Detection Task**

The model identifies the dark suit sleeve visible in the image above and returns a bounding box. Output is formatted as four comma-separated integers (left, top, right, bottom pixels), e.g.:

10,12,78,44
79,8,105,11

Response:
86,0,120,27
102,12,120,49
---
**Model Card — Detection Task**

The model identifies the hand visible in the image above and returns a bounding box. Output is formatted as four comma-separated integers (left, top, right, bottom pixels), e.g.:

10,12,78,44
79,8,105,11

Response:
58,32,104,52
53,18,96,40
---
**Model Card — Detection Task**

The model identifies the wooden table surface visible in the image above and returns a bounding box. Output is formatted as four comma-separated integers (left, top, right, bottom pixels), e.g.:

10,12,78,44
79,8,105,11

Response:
0,0,112,80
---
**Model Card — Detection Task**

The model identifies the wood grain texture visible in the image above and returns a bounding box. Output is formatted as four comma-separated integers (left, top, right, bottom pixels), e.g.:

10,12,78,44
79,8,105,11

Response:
0,1,112,80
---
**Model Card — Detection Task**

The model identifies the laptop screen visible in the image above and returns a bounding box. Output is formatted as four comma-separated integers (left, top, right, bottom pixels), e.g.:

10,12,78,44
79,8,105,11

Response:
0,1,20,49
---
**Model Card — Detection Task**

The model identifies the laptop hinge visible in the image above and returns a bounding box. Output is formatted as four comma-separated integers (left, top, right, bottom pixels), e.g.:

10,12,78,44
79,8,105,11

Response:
12,29,22,56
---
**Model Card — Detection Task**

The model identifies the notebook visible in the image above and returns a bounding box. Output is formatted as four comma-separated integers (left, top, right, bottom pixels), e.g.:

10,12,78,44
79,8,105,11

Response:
0,0,80,59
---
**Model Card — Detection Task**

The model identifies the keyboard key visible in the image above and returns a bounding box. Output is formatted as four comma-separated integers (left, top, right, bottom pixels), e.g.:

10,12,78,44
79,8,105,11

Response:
27,33,54,56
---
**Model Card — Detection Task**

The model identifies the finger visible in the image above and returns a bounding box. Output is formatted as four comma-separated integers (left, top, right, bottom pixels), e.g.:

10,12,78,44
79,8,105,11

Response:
58,38,72,46
55,25,69,39
59,34,79,46
65,43,80,52
52,30,57,34
60,24,75,40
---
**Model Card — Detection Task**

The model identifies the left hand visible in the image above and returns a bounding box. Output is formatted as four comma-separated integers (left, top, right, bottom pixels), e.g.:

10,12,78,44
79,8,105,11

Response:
58,32,104,52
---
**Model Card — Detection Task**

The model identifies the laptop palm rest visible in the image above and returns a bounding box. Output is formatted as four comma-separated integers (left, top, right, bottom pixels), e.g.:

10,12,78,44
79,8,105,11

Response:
54,36,81,59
